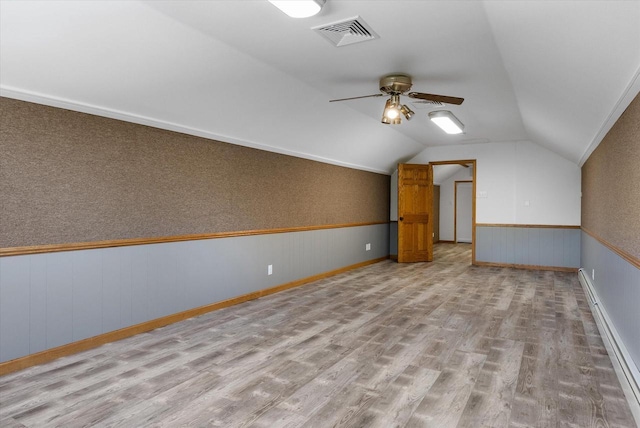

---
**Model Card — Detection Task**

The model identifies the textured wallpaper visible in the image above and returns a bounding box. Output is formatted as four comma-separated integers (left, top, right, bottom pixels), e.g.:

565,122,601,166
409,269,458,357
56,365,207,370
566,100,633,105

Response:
0,97,390,248
582,92,640,259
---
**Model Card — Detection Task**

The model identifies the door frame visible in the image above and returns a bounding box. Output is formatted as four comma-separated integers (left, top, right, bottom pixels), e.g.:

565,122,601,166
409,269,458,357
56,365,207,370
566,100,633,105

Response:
430,160,476,264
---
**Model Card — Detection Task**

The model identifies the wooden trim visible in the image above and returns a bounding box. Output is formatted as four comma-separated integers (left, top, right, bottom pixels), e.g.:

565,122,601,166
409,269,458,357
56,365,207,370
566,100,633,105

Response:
582,227,640,270
0,256,389,376
429,159,476,167
472,162,476,264
474,260,578,273
476,223,581,229
454,181,457,243
0,221,388,257
389,254,398,261
437,240,456,244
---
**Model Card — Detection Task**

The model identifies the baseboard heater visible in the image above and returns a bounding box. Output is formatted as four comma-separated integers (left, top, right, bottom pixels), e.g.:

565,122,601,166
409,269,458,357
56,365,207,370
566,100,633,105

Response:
578,268,640,421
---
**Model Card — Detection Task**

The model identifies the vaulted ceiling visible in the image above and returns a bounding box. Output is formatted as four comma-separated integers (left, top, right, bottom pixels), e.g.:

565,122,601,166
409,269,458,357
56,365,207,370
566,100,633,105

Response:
1,1,639,174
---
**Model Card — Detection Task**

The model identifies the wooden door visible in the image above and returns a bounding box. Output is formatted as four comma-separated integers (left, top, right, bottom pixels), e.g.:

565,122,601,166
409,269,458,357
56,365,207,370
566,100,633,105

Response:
398,163,433,263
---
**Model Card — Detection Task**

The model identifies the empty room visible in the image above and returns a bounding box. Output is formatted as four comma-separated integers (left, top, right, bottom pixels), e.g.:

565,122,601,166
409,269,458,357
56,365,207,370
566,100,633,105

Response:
1,1,639,427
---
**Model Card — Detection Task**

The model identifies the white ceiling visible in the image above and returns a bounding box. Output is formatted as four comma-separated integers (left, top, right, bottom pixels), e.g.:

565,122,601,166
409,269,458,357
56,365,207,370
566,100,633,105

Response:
1,1,639,174
433,164,472,186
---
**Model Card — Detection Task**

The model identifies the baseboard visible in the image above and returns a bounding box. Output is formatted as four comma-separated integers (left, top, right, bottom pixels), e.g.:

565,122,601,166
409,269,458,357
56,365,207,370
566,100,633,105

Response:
578,268,640,424
0,256,388,376
389,254,398,260
474,260,577,272
437,240,455,244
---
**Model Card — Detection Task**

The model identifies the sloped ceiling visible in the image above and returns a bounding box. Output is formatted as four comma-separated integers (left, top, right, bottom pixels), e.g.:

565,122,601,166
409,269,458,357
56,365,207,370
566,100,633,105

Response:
1,1,639,174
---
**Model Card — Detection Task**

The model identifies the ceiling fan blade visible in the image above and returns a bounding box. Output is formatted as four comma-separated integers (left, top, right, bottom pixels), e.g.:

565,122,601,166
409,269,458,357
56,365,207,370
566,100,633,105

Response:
329,93,384,102
407,92,464,105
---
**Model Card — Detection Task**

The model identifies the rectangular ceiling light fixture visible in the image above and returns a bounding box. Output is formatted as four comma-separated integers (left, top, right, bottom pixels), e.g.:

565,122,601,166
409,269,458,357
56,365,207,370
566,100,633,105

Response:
268,0,325,18
428,110,464,134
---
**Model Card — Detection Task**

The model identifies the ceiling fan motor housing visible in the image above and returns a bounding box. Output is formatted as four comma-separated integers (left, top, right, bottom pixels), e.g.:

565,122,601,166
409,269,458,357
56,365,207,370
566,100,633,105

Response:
379,74,413,95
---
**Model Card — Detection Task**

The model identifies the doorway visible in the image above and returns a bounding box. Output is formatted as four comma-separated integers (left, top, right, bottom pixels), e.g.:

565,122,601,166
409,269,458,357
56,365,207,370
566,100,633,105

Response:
394,160,476,264
430,160,476,264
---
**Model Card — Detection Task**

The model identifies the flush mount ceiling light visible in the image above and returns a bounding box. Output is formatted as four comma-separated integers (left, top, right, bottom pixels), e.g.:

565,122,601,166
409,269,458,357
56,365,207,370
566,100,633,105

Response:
268,0,326,18
428,110,464,134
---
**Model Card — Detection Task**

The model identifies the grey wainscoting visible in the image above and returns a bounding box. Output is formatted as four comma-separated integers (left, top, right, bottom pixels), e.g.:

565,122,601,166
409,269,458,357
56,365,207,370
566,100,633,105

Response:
389,222,398,257
0,223,389,363
581,231,640,372
475,225,580,268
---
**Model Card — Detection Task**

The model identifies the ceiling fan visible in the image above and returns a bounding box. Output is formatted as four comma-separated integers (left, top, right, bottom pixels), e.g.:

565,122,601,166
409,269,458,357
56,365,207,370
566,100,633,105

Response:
329,74,464,125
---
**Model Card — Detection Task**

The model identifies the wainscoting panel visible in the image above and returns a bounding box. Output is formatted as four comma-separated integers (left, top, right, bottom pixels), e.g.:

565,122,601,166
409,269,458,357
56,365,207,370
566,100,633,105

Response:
45,252,74,350
0,256,30,360
475,225,580,268
0,224,389,363
389,221,398,257
581,231,640,372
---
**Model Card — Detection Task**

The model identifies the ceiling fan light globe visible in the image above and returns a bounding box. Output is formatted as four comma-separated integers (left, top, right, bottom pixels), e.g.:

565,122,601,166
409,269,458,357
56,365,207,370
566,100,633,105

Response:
400,105,414,120
383,97,401,120
385,108,400,119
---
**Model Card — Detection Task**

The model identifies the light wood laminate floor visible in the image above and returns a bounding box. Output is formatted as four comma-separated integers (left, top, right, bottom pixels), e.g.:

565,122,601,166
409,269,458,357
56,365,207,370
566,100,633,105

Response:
0,244,636,427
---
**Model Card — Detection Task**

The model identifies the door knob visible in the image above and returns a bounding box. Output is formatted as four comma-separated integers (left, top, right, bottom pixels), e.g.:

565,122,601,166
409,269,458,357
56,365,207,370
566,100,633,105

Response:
399,217,404,221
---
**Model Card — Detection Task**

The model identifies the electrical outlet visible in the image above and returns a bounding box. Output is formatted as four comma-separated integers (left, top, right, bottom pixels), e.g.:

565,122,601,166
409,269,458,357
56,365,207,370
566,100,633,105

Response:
268,264,273,275
365,243,371,251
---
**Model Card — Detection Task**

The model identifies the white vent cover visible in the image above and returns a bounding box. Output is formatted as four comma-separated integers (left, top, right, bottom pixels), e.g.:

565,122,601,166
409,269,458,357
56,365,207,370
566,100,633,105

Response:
313,16,379,47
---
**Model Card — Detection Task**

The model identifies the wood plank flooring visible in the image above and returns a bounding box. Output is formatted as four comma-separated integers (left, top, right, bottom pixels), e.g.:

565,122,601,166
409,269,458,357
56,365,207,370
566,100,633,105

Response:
0,243,636,427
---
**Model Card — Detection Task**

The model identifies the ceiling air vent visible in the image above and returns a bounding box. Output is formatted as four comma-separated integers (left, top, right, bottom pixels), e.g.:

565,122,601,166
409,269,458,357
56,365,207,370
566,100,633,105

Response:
313,16,379,47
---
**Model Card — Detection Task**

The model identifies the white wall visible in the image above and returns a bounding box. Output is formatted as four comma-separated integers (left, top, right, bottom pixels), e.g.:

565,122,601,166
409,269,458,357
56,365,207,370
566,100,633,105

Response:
409,141,581,225
456,182,473,242
513,142,581,224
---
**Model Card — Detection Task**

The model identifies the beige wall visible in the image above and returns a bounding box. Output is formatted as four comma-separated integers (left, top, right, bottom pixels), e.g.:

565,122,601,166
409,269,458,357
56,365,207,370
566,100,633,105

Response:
0,97,390,248
582,92,640,259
